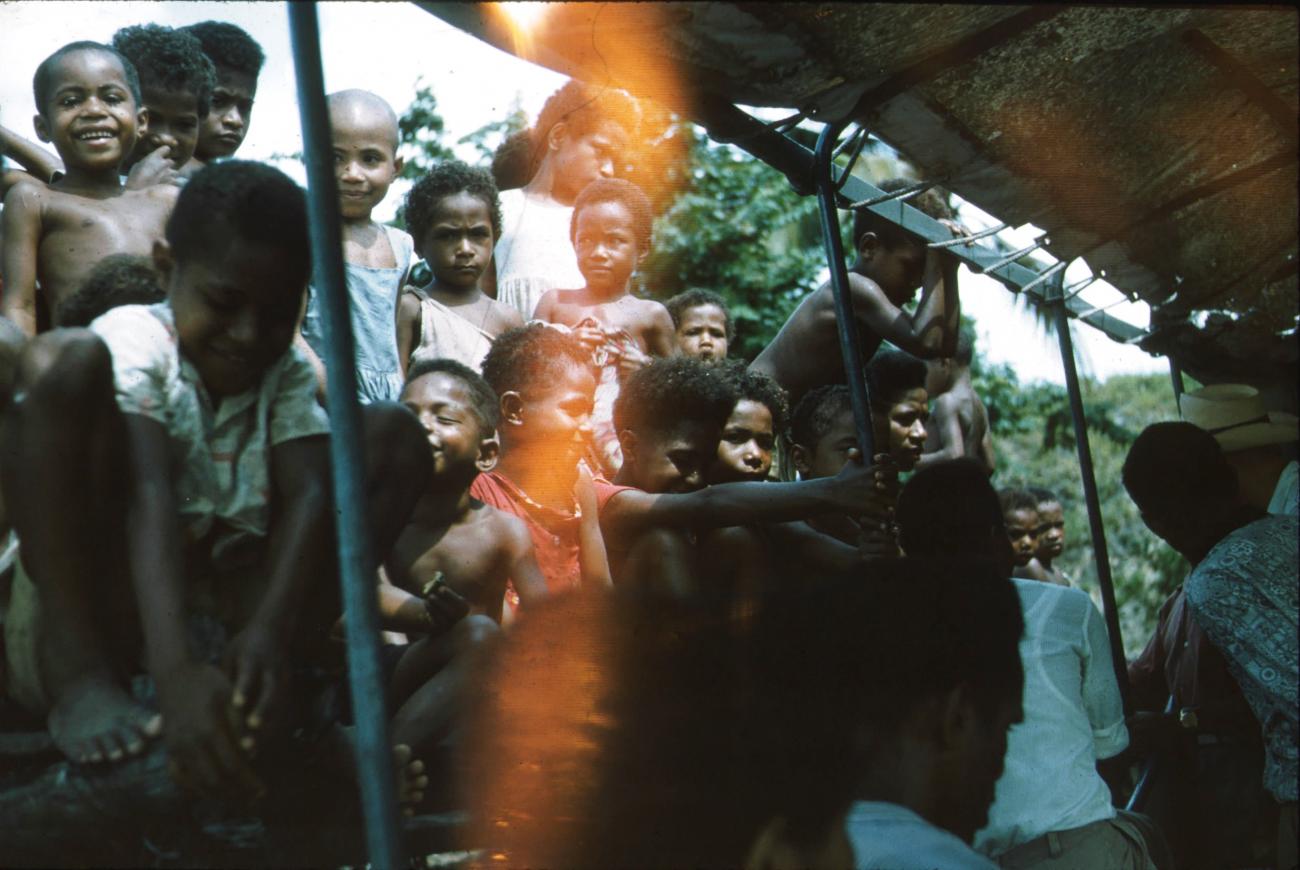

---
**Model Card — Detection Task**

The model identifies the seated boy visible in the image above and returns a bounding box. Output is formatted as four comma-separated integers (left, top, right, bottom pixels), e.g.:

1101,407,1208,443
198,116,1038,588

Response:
917,325,995,474
181,21,264,171
111,24,216,181
750,180,966,407
709,362,787,484
1025,485,1070,586
665,288,731,363
56,252,164,327
2,41,177,335
865,347,931,474
1,162,430,801
999,487,1049,580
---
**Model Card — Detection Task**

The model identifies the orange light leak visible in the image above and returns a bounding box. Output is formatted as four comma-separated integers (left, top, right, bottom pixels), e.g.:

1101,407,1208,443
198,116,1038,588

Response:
494,2,548,60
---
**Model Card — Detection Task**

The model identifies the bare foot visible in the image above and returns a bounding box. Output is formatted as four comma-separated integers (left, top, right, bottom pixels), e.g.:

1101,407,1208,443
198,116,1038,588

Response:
47,677,162,764
393,743,428,817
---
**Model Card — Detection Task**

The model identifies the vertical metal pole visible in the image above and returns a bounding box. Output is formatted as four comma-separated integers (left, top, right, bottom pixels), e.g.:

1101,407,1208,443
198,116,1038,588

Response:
1048,271,1131,713
814,122,875,457
1169,358,1185,404
287,4,403,868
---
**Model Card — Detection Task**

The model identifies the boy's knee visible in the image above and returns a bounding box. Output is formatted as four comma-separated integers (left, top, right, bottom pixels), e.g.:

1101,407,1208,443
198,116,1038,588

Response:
457,614,499,649
17,329,112,408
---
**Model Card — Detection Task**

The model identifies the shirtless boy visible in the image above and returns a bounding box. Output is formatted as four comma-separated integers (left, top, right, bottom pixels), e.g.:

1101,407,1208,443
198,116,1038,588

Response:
1023,486,1070,586
1000,488,1044,577
750,180,966,407
2,41,176,335
182,21,264,171
918,327,995,474
865,348,931,474
666,288,731,363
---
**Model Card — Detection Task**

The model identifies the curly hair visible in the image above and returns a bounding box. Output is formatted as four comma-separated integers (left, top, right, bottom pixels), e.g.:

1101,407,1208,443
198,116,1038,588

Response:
664,289,733,341
57,254,164,328
404,357,500,433
717,361,789,436
481,323,590,399
789,385,853,449
491,80,642,190
34,42,141,113
865,349,928,412
569,177,653,255
613,356,736,438
1026,486,1060,508
406,160,503,245
111,24,216,117
852,177,955,252
182,21,264,78
166,160,309,288
997,487,1040,517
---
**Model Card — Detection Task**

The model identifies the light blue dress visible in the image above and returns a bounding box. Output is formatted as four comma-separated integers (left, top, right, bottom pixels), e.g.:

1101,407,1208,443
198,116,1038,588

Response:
302,225,413,404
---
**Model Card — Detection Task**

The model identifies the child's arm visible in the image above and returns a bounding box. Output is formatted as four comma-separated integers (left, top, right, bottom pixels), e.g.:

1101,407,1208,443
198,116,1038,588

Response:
1,182,44,336
575,463,613,589
395,289,421,380
979,428,996,474
1,124,61,183
643,303,676,358
915,393,966,470
502,516,549,607
123,413,261,795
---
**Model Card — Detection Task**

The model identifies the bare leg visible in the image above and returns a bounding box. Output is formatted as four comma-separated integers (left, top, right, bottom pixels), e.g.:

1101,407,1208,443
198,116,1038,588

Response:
0,330,159,763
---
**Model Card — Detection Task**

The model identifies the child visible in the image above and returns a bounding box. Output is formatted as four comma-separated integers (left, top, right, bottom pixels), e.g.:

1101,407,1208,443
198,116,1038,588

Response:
865,348,931,473
750,180,967,407
300,90,413,404
1,161,430,799
534,177,675,475
489,79,642,319
2,41,176,336
181,21,264,169
397,161,523,374
788,384,871,546
918,326,996,474
111,24,216,177
709,362,787,483
1026,486,1070,586
666,288,731,363
56,252,164,327
1000,488,1043,574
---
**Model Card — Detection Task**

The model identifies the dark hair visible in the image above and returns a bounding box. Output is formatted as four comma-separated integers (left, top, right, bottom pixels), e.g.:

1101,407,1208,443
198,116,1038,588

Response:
998,487,1040,517
34,42,142,112
1123,422,1237,515
111,24,216,118
665,289,733,341
404,357,500,433
789,384,853,449
569,177,653,255
166,161,309,289
463,591,859,868
865,348,928,412
406,160,503,245
897,459,1006,559
613,356,735,438
717,361,790,436
182,21,265,79
57,254,164,328
1026,486,1060,507
491,79,642,190
481,323,590,399
852,178,954,252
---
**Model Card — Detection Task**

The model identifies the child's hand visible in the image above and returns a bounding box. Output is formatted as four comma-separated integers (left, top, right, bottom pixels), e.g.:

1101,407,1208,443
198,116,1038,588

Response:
574,461,600,517
223,621,289,748
572,318,605,354
615,341,651,374
830,449,899,518
125,145,180,190
855,520,900,560
421,576,471,636
938,218,974,247
156,660,264,798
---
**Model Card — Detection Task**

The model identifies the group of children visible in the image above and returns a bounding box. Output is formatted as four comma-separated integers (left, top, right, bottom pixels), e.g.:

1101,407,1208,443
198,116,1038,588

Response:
0,22,1142,866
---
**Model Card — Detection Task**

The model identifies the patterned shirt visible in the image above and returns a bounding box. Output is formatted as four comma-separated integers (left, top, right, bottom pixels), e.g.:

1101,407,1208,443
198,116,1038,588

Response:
1185,514,1299,802
91,304,331,564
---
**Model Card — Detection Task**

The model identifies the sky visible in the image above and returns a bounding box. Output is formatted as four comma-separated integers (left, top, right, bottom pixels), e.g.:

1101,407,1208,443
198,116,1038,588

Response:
0,0,1168,384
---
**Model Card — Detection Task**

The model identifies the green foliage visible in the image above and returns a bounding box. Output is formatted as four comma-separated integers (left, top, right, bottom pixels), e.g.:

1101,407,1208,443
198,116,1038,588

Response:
397,79,455,181
457,97,528,165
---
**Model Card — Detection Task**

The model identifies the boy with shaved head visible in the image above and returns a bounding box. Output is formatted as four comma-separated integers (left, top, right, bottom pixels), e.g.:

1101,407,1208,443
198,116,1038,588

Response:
299,90,413,403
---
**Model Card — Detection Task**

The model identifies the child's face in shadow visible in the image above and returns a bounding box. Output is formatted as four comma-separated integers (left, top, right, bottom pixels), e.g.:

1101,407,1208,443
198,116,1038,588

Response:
1034,501,1065,560
402,371,496,485
795,408,858,481
860,235,927,306
624,419,719,494
420,191,494,292
130,86,201,170
36,49,144,174
196,69,257,161
675,305,729,362
710,399,774,484
550,118,629,202
1004,508,1040,567
331,107,401,220
573,199,642,297
508,362,596,468
873,388,929,471
161,234,303,397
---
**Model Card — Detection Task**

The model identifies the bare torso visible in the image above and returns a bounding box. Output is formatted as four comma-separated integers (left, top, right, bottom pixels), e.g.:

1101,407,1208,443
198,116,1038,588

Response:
541,289,671,356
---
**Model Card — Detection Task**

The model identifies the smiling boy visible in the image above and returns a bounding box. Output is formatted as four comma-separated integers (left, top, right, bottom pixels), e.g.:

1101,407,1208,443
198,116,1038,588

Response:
2,41,176,335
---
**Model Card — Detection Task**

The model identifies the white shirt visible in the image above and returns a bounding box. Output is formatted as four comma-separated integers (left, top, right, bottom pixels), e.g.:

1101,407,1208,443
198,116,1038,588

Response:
974,580,1128,856
1268,459,1298,516
847,801,997,869
493,187,585,320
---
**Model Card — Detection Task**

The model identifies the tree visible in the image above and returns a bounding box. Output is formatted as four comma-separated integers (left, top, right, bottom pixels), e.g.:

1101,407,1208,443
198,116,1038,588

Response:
396,78,456,180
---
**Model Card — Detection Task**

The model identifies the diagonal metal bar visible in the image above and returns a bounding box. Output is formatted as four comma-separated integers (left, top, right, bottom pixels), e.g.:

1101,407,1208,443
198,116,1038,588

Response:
834,126,872,191
976,236,1047,274
928,222,1007,248
1182,29,1298,144
1016,260,1069,295
288,4,403,868
1062,274,1100,303
1073,293,1136,321
843,178,940,210
814,122,876,459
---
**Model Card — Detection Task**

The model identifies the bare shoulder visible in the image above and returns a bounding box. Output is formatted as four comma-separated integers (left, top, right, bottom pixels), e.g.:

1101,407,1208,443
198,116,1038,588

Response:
488,297,525,331
846,270,886,302
483,503,533,551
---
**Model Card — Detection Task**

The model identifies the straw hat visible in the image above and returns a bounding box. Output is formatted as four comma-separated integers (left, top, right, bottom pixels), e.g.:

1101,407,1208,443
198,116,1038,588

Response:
1179,384,1299,452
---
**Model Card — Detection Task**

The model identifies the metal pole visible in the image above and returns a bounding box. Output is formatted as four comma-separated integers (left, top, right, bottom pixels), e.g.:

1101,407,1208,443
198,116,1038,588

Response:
814,122,875,457
287,4,403,868
1169,359,1185,404
1048,271,1131,713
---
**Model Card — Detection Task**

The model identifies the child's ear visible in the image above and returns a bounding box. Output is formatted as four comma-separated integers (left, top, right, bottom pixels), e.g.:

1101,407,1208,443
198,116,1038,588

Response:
393,154,404,176
790,443,812,479
546,121,570,153
32,114,50,144
499,392,524,428
136,106,149,138
151,240,174,290
616,428,638,464
477,432,501,473
856,232,880,262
